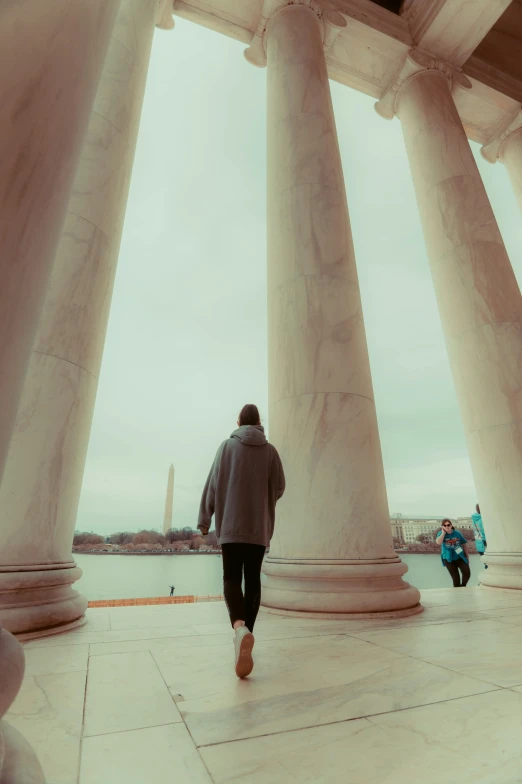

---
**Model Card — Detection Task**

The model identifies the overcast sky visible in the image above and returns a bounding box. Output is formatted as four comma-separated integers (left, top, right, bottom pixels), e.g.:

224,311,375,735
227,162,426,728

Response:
76,18,522,534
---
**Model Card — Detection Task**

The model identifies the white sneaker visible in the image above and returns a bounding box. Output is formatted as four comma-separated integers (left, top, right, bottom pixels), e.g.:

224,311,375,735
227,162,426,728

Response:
234,625,254,678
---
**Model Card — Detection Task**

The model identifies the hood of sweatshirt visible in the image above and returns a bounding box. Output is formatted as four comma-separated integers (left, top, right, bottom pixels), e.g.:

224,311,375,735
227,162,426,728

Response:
230,425,267,447
471,513,482,524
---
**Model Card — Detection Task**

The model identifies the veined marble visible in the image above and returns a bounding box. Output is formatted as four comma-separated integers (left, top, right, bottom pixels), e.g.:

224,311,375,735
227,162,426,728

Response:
392,65,522,590
0,0,119,483
10,595,522,784
0,0,170,637
263,3,419,615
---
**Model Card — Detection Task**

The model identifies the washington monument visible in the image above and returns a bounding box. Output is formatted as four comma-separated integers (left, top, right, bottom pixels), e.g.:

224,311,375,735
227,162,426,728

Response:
162,464,175,535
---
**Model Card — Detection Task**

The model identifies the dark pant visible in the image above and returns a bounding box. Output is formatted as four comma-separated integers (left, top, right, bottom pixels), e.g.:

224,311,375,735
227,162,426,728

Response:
445,558,471,587
221,543,266,632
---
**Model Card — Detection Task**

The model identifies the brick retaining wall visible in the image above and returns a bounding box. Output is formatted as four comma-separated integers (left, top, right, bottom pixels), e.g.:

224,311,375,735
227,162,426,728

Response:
87,595,224,607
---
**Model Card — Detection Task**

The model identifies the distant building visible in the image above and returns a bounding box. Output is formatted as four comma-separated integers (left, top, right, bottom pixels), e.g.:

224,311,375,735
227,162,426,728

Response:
390,515,453,544
390,520,405,544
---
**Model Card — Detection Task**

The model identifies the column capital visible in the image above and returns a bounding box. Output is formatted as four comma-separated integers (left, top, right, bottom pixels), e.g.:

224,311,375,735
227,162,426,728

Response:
374,49,471,120
481,108,522,163
156,0,175,30
244,0,346,68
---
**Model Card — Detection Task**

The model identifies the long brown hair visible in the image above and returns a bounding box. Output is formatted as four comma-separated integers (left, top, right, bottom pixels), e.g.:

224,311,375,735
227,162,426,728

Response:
238,404,261,426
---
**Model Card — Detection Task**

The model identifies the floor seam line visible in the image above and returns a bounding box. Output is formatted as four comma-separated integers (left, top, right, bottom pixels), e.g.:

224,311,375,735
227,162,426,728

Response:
195,687,504,750
83,720,184,739
77,651,91,784
351,635,509,688
149,649,216,783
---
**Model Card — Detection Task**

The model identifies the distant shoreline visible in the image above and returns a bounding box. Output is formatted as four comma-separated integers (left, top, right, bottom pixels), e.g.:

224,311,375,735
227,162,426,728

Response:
73,550,221,556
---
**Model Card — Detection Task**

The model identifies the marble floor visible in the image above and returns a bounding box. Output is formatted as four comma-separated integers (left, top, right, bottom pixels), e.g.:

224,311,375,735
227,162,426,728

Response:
10,587,522,783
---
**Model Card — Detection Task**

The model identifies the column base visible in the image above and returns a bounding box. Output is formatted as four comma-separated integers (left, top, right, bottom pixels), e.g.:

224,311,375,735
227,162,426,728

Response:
480,553,522,590
261,557,422,617
0,563,87,637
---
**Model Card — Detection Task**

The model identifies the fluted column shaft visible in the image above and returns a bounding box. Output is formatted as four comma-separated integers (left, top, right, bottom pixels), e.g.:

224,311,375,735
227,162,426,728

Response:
0,0,170,636
0,0,120,484
262,3,420,616
396,69,522,589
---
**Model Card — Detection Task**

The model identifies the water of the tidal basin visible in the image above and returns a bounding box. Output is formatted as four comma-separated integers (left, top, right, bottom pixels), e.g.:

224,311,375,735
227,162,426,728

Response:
74,553,485,601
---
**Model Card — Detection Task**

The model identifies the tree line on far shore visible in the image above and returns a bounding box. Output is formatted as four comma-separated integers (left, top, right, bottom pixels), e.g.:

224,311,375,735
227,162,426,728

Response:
74,525,481,555
73,527,220,552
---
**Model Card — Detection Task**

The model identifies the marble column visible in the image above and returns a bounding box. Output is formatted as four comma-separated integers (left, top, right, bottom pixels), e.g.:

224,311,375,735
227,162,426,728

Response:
482,110,522,216
0,0,174,637
376,52,522,590
245,2,421,617
0,0,120,484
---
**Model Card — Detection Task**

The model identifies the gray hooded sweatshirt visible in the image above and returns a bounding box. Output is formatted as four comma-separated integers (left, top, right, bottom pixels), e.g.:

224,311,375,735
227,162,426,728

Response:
198,425,285,547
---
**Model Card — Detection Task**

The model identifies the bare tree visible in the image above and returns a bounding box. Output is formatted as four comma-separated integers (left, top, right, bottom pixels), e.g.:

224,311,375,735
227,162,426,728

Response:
110,532,134,545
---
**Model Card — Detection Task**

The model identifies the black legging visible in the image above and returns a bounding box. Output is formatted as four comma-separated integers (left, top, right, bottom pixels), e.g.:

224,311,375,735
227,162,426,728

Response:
445,558,471,587
221,543,266,632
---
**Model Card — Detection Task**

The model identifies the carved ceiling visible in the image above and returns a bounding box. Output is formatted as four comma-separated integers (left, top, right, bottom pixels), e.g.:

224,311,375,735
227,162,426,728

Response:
171,0,522,146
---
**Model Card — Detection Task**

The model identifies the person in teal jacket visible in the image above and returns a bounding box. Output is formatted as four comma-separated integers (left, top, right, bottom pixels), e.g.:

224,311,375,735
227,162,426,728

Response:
436,519,471,587
472,503,487,568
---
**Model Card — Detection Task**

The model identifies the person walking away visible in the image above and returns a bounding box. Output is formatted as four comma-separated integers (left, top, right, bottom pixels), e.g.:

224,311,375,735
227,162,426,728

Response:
436,519,471,587
472,504,487,568
198,404,285,678
169,585,175,597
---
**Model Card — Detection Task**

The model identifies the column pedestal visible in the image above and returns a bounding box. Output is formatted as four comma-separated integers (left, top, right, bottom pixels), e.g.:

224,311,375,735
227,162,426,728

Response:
258,3,421,617
263,559,422,619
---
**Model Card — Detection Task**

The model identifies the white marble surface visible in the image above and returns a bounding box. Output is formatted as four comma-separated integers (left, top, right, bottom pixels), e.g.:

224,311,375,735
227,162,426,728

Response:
160,636,494,746
0,0,119,483
405,0,512,66
264,2,417,614
23,644,89,678
268,393,395,561
80,723,211,784
397,67,522,589
0,0,162,637
83,650,182,736
201,690,522,784
6,671,87,784
502,129,522,215
12,592,522,784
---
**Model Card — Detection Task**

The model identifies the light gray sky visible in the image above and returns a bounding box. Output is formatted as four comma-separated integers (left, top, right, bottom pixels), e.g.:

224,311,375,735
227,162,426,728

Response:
76,18,522,535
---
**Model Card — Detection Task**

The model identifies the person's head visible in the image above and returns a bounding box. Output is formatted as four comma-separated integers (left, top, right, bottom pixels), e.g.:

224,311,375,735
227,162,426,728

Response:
237,404,261,427
442,518,454,532
476,503,480,514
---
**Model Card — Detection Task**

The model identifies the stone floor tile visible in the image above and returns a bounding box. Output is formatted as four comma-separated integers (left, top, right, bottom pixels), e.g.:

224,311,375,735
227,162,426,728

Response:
24,624,197,648
83,650,181,736
201,717,380,783
153,633,493,745
79,610,111,631
5,671,86,784
350,618,522,687
201,690,522,784
80,723,211,784
23,644,89,676
89,632,232,656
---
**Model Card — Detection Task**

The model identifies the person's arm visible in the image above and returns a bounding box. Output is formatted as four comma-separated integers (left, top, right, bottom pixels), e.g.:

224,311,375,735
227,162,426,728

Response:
459,531,469,559
197,444,223,535
435,529,445,545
